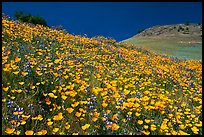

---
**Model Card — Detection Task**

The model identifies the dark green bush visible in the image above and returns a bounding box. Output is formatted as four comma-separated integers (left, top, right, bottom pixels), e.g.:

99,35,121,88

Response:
15,10,48,26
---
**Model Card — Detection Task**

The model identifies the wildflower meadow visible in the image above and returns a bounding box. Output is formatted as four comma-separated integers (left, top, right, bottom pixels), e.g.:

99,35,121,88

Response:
2,15,202,135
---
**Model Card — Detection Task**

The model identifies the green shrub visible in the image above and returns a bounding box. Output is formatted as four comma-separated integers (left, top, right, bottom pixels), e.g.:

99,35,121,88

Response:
14,10,48,26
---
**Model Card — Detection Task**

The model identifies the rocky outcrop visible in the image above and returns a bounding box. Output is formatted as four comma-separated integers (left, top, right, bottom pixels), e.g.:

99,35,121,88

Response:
134,24,202,38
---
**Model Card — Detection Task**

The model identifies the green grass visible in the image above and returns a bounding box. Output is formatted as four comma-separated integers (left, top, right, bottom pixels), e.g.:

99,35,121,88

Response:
123,37,202,60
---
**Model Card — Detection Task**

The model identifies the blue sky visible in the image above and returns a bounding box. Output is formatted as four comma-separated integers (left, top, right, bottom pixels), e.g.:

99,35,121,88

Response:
2,2,202,42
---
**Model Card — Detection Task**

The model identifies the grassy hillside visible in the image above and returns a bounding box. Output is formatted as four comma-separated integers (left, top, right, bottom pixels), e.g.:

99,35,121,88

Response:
122,24,202,60
2,16,202,135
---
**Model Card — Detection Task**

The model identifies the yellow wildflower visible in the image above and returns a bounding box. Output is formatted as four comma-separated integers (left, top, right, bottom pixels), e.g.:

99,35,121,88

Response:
82,124,90,130
66,107,74,113
145,119,151,124
144,125,149,129
150,124,157,131
65,122,70,129
75,112,81,117
112,123,120,131
47,121,53,126
3,87,9,92
19,82,25,85
25,130,34,135
53,128,59,133
5,128,15,134
61,95,67,100
191,126,199,134
41,130,47,135
138,120,143,125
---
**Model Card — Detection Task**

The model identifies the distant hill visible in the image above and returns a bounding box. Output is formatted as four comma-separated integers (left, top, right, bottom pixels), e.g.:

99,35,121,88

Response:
122,23,202,60
134,23,202,38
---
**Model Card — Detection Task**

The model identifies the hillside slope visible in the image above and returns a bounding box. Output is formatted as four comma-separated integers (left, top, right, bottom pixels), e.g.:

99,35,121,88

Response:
122,24,202,60
2,16,202,135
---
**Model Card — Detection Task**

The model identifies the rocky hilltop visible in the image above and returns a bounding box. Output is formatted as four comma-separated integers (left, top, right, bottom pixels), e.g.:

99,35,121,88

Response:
134,23,202,39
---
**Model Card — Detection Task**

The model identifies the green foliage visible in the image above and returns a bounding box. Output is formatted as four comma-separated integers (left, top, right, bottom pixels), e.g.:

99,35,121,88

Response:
14,11,23,19
14,10,48,26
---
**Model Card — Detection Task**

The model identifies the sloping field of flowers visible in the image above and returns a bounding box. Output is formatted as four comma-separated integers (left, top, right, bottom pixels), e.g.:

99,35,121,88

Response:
2,16,202,135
